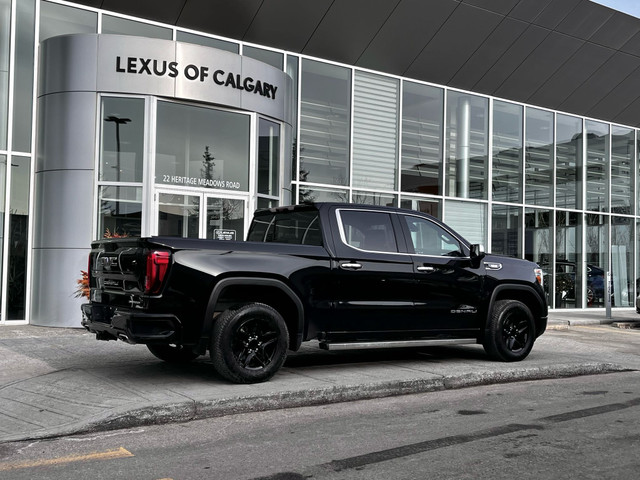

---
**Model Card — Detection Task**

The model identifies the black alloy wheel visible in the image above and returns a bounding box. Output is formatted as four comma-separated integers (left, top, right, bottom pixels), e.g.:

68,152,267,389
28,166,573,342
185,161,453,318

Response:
483,299,535,362
211,303,289,383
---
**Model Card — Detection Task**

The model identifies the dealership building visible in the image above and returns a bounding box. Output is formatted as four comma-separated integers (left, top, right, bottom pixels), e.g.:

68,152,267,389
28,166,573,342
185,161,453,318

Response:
1,0,640,326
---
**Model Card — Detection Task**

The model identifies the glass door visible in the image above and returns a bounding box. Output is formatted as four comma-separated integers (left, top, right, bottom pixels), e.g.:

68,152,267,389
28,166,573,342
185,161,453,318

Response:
155,189,248,240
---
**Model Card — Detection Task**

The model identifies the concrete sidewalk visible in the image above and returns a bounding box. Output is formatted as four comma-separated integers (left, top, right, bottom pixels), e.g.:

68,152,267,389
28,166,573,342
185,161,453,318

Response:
0,309,638,444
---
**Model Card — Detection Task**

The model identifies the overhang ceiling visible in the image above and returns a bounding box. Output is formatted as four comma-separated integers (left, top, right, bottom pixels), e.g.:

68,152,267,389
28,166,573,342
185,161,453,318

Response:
68,0,640,127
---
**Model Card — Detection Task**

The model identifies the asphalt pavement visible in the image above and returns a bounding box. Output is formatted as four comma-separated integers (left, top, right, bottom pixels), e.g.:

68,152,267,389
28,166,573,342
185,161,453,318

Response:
0,309,639,444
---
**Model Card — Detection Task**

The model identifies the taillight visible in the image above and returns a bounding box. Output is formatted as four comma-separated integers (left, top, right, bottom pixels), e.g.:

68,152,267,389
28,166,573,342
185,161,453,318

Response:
534,267,544,288
145,250,171,294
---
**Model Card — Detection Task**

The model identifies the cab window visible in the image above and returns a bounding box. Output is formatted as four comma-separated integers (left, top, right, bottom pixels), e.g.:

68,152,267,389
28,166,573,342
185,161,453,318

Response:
403,215,462,256
338,210,398,253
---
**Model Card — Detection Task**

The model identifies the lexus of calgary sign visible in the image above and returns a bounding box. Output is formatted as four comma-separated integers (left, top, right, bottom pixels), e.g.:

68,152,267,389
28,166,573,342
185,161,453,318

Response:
38,34,292,124
115,56,279,100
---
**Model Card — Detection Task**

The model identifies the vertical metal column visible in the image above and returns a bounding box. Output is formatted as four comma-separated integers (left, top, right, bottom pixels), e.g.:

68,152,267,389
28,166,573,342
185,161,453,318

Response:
456,97,470,199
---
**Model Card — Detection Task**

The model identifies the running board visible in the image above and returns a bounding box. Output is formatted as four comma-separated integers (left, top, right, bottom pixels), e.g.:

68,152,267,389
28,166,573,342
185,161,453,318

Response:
319,338,477,351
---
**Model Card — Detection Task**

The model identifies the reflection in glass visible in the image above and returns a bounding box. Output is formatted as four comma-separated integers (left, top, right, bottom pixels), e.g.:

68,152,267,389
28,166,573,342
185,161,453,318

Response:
492,204,522,258
525,208,552,306
176,31,239,53
556,114,582,210
206,197,245,241
157,193,199,238
556,211,582,309
352,191,396,207
286,55,299,182
0,0,10,150
7,156,30,319
258,119,280,197
400,196,441,220
100,97,145,183
352,72,398,191
300,59,351,186
525,108,554,206
585,121,609,213
298,185,347,204
492,101,522,203
446,92,488,199
0,155,5,308
585,213,607,308
401,82,443,195
156,102,250,191
444,200,486,246
12,0,35,153
102,15,172,39
98,186,142,238
39,1,96,42
611,216,633,307
611,126,634,215
243,46,283,70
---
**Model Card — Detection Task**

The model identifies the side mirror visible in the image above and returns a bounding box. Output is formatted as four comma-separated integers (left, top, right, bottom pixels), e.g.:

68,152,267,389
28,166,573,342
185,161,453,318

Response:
470,244,485,267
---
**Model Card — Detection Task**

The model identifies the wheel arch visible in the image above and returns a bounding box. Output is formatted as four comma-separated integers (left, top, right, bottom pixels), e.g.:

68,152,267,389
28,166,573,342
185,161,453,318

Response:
486,284,547,338
198,277,305,354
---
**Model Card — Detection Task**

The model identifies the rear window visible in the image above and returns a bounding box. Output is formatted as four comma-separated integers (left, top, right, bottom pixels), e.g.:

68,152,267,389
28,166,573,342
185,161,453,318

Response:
247,210,322,246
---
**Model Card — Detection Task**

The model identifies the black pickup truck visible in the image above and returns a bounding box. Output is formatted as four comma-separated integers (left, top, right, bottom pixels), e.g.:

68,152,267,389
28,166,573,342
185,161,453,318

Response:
82,203,548,383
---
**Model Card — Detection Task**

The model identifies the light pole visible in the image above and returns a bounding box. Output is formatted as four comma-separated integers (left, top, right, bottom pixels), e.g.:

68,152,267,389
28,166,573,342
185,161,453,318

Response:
104,116,130,218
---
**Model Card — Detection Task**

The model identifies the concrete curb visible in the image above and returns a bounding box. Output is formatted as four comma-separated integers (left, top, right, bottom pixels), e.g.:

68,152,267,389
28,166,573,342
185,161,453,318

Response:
2,362,629,444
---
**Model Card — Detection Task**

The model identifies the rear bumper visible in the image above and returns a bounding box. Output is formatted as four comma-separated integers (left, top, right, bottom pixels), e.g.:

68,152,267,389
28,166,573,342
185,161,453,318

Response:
81,303,182,344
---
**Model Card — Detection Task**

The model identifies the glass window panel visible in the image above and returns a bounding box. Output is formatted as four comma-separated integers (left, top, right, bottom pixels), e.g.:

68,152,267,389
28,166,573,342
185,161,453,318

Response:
555,211,583,309
400,196,442,220
258,118,280,197
7,156,31,319
156,102,250,191
403,215,461,256
176,31,239,53
0,155,5,307
585,213,608,308
286,55,299,182
0,0,10,150
157,192,199,238
446,92,488,199
298,185,347,204
206,197,245,241
444,200,487,245
556,114,583,210
585,121,609,213
339,210,398,253
525,108,554,206
611,126,634,215
611,216,633,307
492,101,522,203
243,46,283,70
98,185,142,238
102,15,172,40
525,208,552,306
39,1,97,42
12,0,35,152
352,190,397,207
492,204,522,258
247,210,321,246
300,59,351,186
100,97,145,183
257,197,278,210
401,82,443,195
352,71,398,191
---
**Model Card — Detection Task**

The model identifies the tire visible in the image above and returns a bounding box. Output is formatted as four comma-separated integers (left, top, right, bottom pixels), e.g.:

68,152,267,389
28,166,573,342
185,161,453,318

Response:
147,344,200,363
483,299,535,362
211,303,289,384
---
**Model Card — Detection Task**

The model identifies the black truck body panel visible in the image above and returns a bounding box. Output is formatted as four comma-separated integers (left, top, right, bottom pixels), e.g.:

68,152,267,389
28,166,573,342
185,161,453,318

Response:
82,203,548,370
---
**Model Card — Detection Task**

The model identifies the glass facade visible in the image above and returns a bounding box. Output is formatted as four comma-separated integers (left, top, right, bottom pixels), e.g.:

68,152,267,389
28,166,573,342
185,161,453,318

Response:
3,0,640,323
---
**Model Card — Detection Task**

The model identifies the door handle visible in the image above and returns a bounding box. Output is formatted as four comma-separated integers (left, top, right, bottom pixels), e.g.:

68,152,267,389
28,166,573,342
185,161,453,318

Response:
417,266,436,273
340,262,363,271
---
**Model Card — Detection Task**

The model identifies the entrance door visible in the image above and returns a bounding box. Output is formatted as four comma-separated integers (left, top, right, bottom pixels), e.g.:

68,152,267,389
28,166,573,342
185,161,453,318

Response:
155,190,248,240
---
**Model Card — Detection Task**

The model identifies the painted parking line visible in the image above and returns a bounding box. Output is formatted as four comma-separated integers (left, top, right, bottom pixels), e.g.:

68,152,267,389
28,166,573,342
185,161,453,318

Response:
0,446,133,472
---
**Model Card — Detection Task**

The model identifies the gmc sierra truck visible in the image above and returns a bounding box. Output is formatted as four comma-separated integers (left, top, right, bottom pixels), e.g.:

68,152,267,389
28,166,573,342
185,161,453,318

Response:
81,203,548,384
